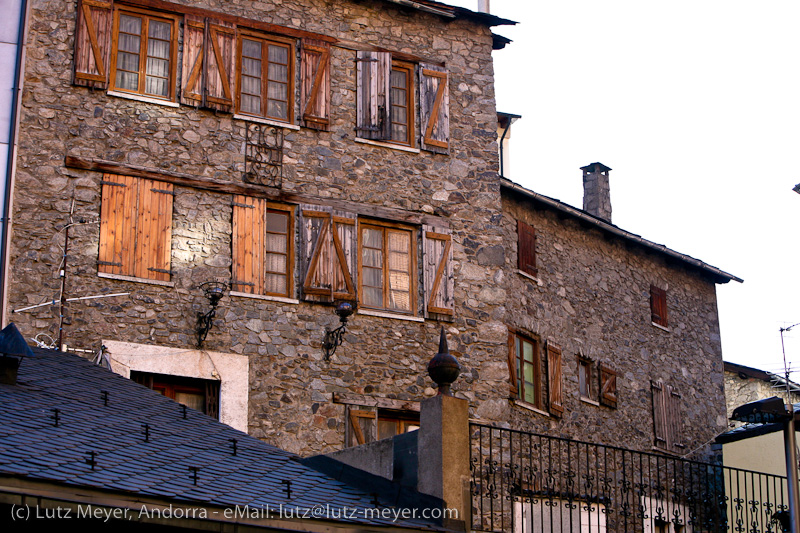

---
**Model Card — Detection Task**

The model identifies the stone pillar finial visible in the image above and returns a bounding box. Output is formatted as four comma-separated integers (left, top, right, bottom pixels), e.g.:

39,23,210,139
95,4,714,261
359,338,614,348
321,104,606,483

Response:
581,162,613,223
427,327,461,396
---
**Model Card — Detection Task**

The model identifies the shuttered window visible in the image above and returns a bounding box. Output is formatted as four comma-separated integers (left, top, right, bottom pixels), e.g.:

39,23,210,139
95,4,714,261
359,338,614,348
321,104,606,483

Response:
358,222,416,314
300,207,357,303
599,364,618,409
236,30,295,123
346,407,419,447
231,197,294,298
578,356,595,401
419,63,449,154
652,381,684,453
108,7,179,100
181,16,236,111
650,285,668,327
517,220,537,277
389,61,414,145
73,0,113,89
510,331,542,409
300,39,331,130
98,174,173,282
546,342,563,417
422,226,454,317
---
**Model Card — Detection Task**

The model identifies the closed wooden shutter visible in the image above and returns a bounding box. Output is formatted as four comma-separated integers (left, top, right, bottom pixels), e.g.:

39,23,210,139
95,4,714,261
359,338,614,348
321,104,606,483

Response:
347,407,376,447
205,381,220,420
231,195,266,295
181,15,205,106
517,220,537,276
73,0,113,88
650,285,668,326
507,332,518,399
98,174,136,276
546,342,563,417
422,225,454,317
652,381,668,448
180,17,235,111
301,206,334,301
599,364,618,408
300,39,331,131
137,180,174,282
332,211,357,301
667,386,684,451
356,51,391,140
419,64,449,154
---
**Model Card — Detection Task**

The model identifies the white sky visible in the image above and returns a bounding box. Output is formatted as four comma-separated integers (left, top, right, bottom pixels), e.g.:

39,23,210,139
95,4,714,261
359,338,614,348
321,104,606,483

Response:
446,1,800,380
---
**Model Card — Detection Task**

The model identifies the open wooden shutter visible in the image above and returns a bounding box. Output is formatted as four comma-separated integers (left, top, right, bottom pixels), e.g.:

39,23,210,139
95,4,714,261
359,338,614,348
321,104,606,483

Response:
356,51,390,140
300,39,331,131
517,220,537,277
650,285,668,326
136,180,174,282
347,407,376,447
181,15,205,105
546,342,563,417
231,195,266,295
419,64,449,154
667,386,684,451
599,364,618,408
300,206,333,301
507,333,518,399
180,17,235,111
652,381,668,449
73,0,113,89
422,225,454,317
332,211,357,301
98,174,136,276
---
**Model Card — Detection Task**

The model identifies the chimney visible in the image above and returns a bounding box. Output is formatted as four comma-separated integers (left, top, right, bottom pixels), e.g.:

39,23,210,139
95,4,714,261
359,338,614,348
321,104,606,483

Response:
0,323,34,385
581,162,612,222
477,0,490,14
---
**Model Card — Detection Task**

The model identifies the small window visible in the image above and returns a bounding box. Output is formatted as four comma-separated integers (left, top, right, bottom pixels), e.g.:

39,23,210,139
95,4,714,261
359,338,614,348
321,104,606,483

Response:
131,371,220,419
517,220,537,277
346,406,418,447
236,30,295,123
389,61,414,146
578,355,596,401
358,221,417,314
377,410,420,440
109,8,179,100
509,331,542,409
650,285,668,327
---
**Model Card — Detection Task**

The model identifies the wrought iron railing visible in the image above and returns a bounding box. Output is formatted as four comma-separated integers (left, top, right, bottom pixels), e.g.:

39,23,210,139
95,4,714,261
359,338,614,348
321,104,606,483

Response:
470,423,788,533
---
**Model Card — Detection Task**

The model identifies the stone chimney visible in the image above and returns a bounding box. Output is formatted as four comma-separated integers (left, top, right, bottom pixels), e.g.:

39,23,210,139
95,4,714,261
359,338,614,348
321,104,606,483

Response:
581,162,612,222
477,0,490,14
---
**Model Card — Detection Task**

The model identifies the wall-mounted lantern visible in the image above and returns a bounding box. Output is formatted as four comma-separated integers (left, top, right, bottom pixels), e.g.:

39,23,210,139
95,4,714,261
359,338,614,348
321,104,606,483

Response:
322,301,356,361
196,281,227,348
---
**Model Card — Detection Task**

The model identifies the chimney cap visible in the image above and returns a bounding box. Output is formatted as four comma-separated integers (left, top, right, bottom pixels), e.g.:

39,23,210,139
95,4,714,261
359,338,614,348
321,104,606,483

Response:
581,162,612,173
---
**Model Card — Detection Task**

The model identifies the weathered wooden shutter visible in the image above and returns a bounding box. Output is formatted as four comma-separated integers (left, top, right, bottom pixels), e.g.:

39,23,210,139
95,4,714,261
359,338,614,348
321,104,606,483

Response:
300,206,334,301
231,195,266,295
650,285,668,326
422,226,454,317
419,64,449,154
356,51,391,140
507,333,518,399
347,407,376,447
300,39,331,131
517,219,537,276
137,179,174,281
181,17,235,111
667,386,684,451
599,364,618,408
181,15,205,106
652,381,668,448
205,381,220,420
73,0,113,89
332,211,357,301
546,342,563,417
98,173,136,276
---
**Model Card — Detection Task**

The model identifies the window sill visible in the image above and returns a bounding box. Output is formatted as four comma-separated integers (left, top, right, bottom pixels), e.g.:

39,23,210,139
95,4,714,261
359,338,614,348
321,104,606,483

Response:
98,271,174,287
107,91,180,108
355,137,421,154
230,291,299,305
651,322,670,332
510,399,550,418
233,114,300,130
358,308,424,323
580,397,600,407
517,269,542,285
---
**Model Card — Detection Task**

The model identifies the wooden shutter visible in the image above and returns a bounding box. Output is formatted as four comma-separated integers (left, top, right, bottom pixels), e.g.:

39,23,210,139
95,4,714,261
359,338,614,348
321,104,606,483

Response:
650,285,668,326
136,179,173,281
419,64,449,154
347,407,376,447
301,206,334,301
667,386,684,451
546,342,563,417
231,195,266,295
205,381,220,420
652,381,668,448
181,15,205,105
422,226,454,317
332,211,357,301
73,0,113,88
300,39,331,131
180,17,235,111
517,220,537,276
507,333,518,399
98,173,136,276
356,51,391,140
599,364,618,408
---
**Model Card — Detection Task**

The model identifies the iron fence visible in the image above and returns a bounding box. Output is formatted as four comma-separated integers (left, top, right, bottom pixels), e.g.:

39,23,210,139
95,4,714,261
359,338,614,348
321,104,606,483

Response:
470,423,788,533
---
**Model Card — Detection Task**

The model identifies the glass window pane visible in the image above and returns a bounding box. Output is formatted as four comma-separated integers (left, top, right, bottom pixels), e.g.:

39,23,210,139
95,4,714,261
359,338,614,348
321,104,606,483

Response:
116,71,139,91
267,100,288,120
268,63,288,83
391,125,407,142
145,76,168,97
243,58,262,79
388,231,409,252
268,44,288,64
265,252,287,273
523,340,534,362
241,95,260,114
363,266,382,288
523,385,535,405
147,38,170,60
378,420,397,441
146,57,169,78
389,289,410,311
118,33,141,54
265,234,287,254
174,391,204,413
266,212,287,233
243,39,261,59
117,51,139,72
523,363,534,383
241,75,261,97
391,104,407,123
265,273,287,295
362,249,382,269
391,69,407,88
119,14,142,35
363,228,382,248
148,20,171,41
363,287,383,307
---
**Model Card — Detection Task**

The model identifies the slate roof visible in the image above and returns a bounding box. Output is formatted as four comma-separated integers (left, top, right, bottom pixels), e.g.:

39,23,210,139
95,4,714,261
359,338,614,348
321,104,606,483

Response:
0,345,443,530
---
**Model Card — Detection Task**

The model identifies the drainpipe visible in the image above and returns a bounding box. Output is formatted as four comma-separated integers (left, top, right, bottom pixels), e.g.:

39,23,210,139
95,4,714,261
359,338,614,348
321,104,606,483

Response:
498,118,511,178
0,0,29,327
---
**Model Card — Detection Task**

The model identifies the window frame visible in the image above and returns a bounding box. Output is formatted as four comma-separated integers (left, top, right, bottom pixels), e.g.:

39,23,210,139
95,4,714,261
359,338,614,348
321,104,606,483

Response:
517,219,538,278
578,355,596,402
357,220,418,316
108,6,180,101
650,285,668,328
130,371,220,420
388,60,415,147
511,330,543,410
235,28,296,124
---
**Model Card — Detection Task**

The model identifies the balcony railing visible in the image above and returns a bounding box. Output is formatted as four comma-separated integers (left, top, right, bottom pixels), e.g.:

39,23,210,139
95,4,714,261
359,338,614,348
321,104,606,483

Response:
470,423,788,533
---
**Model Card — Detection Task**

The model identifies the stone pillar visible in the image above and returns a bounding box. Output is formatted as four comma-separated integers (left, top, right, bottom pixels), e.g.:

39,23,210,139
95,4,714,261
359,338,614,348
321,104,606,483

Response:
581,162,612,222
417,394,470,531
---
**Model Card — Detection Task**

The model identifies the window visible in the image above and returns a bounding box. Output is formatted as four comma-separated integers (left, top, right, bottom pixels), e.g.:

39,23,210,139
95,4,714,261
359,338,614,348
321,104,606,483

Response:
109,7,179,100
598,364,618,408
231,197,294,298
389,61,414,145
131,371,220,419
346,407,419,446
650,285,668,327
651,381,684,453
358,221,417,314
508,332,563,416
236,30,295,123
98,174,173,282
514,497,606,533
578,355,596,401
517,220,537,277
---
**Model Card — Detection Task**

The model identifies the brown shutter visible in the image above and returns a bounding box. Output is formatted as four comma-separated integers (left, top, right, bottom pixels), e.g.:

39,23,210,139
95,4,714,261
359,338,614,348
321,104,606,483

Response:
98,173,136,276
204,20,236,112
181,15,205,106
356,51,391,140
205,381,220,420
652,381,668,448
300,206,334,301
232,195,266,295
422,225,454,317
650,285,668,326
332,211,357,301
546,342,563,417
667,386,684,451
419,64,449,154
507,332,518,399
599,364,618,408
136,180,173,281
300,39,331,131
347,407,376,447
517,219,537,276
73,0,113,88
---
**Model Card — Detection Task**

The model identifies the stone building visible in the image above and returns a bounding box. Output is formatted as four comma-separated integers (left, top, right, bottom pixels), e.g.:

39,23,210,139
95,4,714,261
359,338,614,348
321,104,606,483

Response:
5,0,741,464
723,360,800,424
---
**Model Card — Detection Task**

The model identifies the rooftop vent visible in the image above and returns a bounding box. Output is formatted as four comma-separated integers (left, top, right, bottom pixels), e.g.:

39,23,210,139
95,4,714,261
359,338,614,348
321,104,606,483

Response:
581,162,612,223
0,323,34,385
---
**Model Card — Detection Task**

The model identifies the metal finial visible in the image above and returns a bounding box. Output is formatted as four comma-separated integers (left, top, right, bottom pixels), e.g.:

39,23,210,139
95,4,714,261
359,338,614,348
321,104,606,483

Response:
427,327,461,396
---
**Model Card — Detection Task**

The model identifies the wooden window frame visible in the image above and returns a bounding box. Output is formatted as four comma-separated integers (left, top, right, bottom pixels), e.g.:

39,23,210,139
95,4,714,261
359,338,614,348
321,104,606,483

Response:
517,219,537,278
131,371,220,419
377,409,420,441
510,330,543,410
578,355,595,402
650,285,668,327
357,220,418,316
388,60,415,147
235,29,296,124
108,6,179,101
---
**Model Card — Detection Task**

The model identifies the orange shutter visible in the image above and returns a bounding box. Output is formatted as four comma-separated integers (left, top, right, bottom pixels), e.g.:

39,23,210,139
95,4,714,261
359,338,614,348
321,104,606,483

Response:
136,180,173,281
231,196,266,295
356,51,391,140
419,64,449,154
204,20,236,112
599,364,618,408
506,333,518,398
73,0,113,88
517,220,537,276
181,15,205,106
423,226,454,317
650,285,668,326
546,342,563,417
300,39,331,131
98,173,135,276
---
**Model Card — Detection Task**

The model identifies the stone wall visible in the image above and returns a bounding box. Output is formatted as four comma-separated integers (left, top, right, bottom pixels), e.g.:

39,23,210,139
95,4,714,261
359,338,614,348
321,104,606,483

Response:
724,370,800,425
